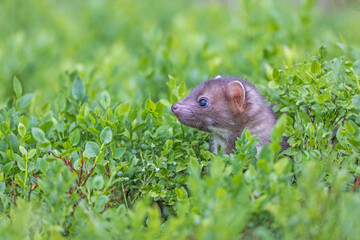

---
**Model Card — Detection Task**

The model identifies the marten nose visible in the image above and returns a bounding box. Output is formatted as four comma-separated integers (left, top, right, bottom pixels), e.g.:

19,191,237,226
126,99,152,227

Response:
171,103,179,112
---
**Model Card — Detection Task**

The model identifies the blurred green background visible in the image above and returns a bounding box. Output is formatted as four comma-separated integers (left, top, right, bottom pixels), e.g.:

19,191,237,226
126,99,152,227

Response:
1,0,360,105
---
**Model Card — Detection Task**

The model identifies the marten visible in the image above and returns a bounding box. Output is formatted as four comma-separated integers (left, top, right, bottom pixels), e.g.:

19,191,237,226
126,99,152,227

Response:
171,76,289,154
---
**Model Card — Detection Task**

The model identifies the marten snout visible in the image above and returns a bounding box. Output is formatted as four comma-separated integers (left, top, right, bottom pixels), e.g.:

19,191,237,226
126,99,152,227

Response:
171,103,179,112
171,102,194,118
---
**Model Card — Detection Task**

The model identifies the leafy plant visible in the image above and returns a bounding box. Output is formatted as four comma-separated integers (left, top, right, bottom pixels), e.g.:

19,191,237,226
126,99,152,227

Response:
1,0,360,239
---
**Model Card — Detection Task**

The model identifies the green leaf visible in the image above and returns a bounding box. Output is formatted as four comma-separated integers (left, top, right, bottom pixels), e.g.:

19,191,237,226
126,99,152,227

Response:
344,121,355,135
19,115,29,129
348,138,360,147
128,109,139,122
40,102,51,119
271,114,287,143
177,81,186,97
19,146,27,156
39,158,49,173
100,90,111,109
274,157,289,174
272,67,279,79
8,134,19,151
0,139,8,152
311,59,320,74
259,145,273,162
69,129,81,146
353,60,360,76
13,76,22,98
245,129,252,140
100,126,112,145
85,141,100,157
319,45,327,59
93,175,104,189
352,95,360,110
27,149,36,159
18,93,36,109
3,162,14,175
72,76,86,101
145,99,156,111
114,147,126,160
168,74,176,90
116,102,130,116
95,195,109,212
174,187,183,199
32,127,45,143
55,94,67,113
18,123,26,137
17,159,26,171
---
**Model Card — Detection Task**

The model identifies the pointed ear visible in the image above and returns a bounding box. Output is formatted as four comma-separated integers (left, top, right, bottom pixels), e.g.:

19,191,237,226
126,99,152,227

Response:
226,81,246,113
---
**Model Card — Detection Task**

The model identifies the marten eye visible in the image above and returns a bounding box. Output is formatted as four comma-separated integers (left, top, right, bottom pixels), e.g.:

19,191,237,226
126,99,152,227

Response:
198,99,208,107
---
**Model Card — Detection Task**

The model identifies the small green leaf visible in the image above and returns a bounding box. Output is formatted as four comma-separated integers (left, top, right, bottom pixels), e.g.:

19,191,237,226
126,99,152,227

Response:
311,60,320,74
259,145,273,162
271,114,287,143
39,158,49,173
18,123,26,137
32,127,45,143
116,102,130,116
145,99,156,111
27,149,36,159
19,115,29,129
344,121,355,135
128,109,139,122
177,81,186,97
100,127,112,145
272,67,279,79
114,147,126,160
72,76,86,101
85,141,100,157
8,134,19,151
100,91,111,109
352,95,360,110
245,129,252,140
200,149,212,160
40,102,51,119
13,76,22,98
69,129,81,146
175,187,183,199
95,195,109,212
93,175,104,189
55,94,67,112
19,146,27,156
3,162,14,175
17,159,26,171
348,138,360,147
168,74,176,90
274,157,289,174
18,93,36,109
319,45,327,59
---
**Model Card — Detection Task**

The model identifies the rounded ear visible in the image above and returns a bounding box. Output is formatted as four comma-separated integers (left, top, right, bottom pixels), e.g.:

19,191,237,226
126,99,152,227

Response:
226,81,246,113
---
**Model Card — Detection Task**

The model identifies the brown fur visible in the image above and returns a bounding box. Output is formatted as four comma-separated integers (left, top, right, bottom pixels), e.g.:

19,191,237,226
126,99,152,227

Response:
172,76,288,154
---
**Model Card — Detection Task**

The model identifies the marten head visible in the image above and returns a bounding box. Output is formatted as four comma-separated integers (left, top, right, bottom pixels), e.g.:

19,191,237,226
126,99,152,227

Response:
171,76,251,133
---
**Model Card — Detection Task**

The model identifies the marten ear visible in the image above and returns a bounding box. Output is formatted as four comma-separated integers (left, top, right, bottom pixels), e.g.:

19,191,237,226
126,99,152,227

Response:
226,81,246,113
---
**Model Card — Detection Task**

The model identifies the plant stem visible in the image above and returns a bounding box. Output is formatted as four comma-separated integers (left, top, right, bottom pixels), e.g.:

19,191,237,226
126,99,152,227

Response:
350,68,360,91
131,171,154,205
23,157,28,193
122,183,128,209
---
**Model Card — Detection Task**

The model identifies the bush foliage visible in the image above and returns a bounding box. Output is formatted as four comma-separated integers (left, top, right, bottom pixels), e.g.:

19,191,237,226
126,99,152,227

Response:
1,0,360,239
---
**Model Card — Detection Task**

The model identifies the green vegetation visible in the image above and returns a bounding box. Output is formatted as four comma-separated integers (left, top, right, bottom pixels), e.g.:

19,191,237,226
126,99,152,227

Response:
1,0,360,239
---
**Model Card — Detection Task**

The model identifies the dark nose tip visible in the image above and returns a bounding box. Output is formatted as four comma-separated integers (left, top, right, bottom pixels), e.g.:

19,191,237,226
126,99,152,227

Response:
171,103,178,112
